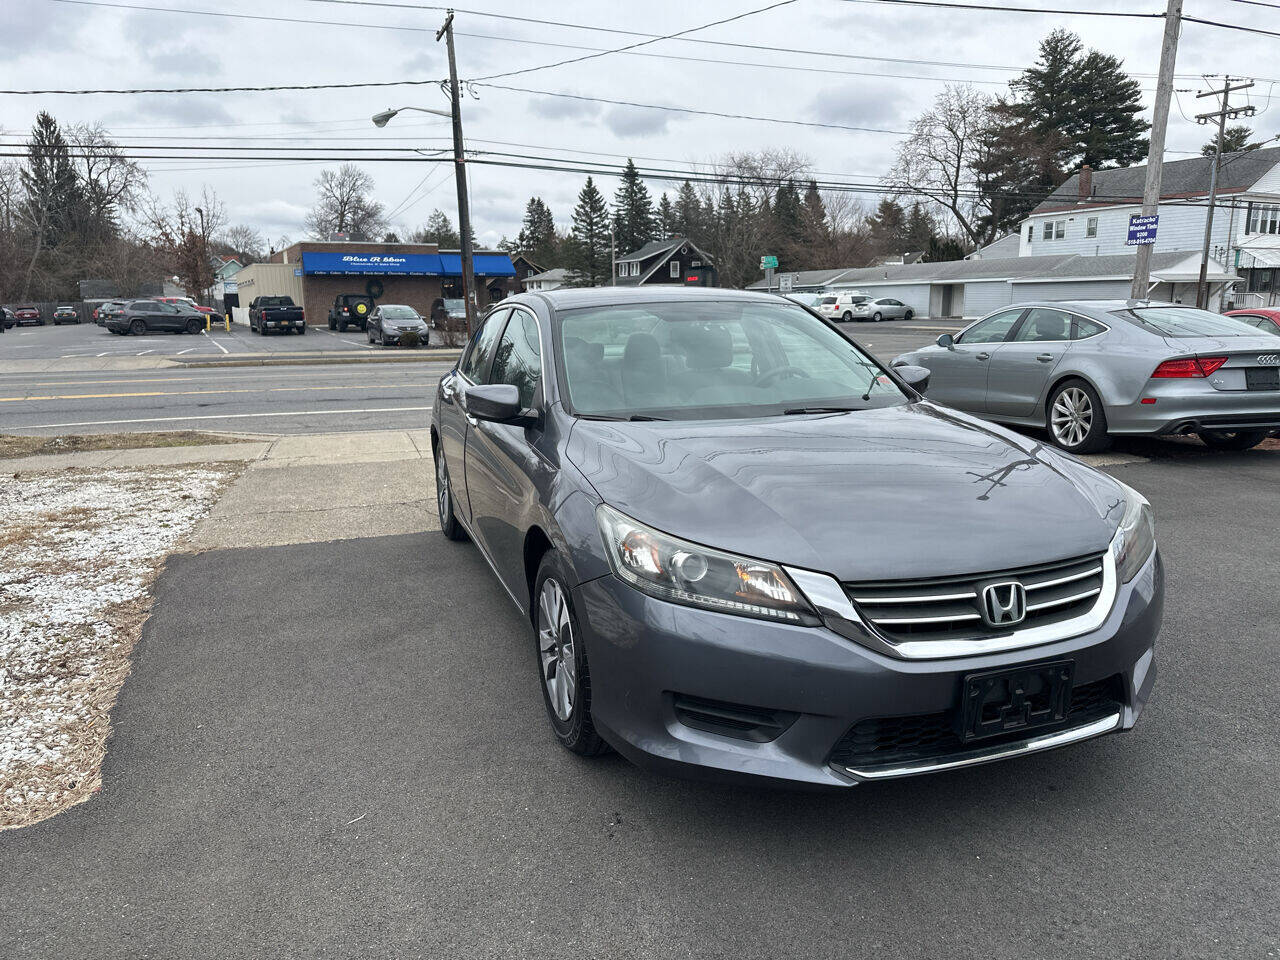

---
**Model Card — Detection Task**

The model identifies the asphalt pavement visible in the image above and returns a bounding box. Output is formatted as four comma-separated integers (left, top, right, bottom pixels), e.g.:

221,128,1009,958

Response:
1,452,1276,959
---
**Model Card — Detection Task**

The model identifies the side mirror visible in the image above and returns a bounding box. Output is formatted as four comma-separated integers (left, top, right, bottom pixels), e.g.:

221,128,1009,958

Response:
464,383,527,424
936,333,955,349
895,364,931,395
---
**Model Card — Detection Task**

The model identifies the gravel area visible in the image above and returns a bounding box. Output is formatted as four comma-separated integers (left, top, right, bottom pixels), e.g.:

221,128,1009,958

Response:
0,463,241,829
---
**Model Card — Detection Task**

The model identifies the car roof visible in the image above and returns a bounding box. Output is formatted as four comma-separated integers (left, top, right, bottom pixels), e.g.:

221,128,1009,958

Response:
1227,307,1280,319
525,286,797,313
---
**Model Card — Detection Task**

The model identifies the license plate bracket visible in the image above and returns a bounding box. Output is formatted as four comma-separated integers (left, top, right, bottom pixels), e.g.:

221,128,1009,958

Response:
959,661,1074,742
1245,368,1280,391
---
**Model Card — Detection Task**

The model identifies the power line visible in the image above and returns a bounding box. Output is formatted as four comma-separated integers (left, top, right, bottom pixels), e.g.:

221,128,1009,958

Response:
1220,0,1280,10
465,0,797,83
1182,14,1280,40
841,0,1164,17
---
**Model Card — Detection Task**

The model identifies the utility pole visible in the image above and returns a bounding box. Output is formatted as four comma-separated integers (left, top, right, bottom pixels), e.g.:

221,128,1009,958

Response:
1130,0,1184,300
1194,77,1255,309
610,226,617,285
437,10,478,338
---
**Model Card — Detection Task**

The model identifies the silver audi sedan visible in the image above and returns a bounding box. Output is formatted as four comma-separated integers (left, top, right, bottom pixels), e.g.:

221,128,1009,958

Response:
892,300,1280,453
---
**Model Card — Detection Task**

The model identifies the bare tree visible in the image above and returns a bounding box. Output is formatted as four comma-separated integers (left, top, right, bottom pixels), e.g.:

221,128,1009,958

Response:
66,123,147,237
217,223,265,263
141,186,227,301
886,85,993,245
304,164,386,241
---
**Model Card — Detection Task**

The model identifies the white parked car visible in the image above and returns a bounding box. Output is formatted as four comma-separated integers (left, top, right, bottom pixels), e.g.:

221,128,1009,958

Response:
820,293,914,323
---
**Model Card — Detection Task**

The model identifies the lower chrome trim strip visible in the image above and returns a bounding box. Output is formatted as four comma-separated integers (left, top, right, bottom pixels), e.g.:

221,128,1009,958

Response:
838,712,1122,780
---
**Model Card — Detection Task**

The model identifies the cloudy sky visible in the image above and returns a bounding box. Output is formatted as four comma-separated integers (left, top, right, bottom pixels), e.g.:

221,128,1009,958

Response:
4,0,1278,249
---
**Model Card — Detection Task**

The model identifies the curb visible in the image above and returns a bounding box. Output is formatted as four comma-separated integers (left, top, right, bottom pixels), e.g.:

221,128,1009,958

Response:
174,351,461,369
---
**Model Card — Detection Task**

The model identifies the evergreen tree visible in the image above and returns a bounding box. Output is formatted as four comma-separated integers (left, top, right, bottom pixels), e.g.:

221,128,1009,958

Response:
409,208,461,247
611,159,656,255
1068,48,1149,169
904,203,934,252
799,180,829,250
673,180,701,239
925,235,968,262
656,192,674,240
1202,125,1262,157
516,196,558,265
867,199,908,255
565,177,611,287
771,180,803,269
21,111,85,249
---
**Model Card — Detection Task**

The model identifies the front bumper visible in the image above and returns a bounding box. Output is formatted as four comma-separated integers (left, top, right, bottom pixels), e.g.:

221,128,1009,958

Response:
1107,380,1280,435
574,549,1163,787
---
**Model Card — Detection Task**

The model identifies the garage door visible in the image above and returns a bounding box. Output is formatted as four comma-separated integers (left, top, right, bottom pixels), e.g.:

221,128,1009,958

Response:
962,281,1013,318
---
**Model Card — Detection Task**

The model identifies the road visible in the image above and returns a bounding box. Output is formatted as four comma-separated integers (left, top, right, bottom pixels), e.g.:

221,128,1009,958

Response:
0,319,962,436
1,453,1276,959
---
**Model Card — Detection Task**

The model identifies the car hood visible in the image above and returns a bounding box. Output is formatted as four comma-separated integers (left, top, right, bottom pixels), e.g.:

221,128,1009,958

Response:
565,402,1125,581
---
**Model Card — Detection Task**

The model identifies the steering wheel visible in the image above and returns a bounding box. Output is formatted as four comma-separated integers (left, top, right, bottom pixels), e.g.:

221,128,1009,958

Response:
755,365,811,388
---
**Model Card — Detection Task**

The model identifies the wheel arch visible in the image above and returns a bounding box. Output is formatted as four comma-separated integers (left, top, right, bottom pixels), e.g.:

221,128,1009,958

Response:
1042,370,1106,426
522,525,555,623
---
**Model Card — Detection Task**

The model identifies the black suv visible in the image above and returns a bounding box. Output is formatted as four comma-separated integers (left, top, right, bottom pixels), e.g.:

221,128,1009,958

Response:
328,294,374,331
107,299,206,335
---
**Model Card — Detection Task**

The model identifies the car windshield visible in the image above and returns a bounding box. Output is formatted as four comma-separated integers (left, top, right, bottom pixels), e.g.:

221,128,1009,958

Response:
557,299,906,421
443,299,465,313
381,306,419,319
1115,306,1266,337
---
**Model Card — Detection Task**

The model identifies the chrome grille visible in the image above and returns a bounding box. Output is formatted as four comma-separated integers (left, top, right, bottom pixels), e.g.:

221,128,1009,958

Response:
845,552,1107,645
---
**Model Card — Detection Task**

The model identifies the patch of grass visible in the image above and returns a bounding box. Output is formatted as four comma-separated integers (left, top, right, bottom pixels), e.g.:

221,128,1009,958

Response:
0,431,244,460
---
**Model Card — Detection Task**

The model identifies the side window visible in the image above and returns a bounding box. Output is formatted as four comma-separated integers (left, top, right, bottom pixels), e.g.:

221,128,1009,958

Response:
669,260,680,279
959,310,1023,344
1086,217,1098,238
1072,317,1107,340
488,310,542,409
1012,308,1072,342
459,308,509,382
1042,222,1053,241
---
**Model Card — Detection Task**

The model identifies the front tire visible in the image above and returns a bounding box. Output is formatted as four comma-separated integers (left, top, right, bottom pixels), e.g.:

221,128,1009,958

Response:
904,310,914,321
841,311,852,322
185,318,201,334
434,448,467,542
1197,429,1267,451
1047,379,1111,453
129,319,146,336
872,312,883,322
534,553,608,758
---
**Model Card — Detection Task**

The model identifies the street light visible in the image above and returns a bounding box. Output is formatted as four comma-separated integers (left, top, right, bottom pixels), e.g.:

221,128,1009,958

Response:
371,105,451,127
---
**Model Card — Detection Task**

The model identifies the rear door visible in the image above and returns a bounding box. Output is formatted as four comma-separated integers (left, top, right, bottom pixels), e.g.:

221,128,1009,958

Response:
985,307,1075,417
924,308,1025,412
438,308,508,524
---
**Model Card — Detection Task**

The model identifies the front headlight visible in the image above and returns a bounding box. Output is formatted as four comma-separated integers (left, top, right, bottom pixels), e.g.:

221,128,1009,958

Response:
1111,481,1155,583
596,504,816,623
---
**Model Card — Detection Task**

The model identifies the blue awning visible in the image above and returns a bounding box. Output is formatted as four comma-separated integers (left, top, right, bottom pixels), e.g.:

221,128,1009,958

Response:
439,253,517,277
301,251,444,275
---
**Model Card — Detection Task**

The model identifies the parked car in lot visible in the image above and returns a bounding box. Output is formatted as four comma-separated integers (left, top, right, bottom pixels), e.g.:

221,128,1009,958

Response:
158,296,218,319
249,295,306,335
782,292,825,309
106,299,206,335
431,297,467,328
893,300,1280,453
1,307,15,330
12,305,41,326
52,306,80,324
328,294,373,331
431,287,1162,787
366,304,429,347
95,301,126,328
1225,307,1280,337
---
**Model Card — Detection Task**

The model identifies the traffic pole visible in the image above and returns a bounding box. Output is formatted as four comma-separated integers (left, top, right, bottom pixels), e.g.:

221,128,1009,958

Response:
1130,0,1183,301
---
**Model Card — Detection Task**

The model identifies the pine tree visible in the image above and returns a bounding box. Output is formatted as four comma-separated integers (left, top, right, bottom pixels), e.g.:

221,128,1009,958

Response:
867,199,908,256
1202,124,1261,157
904,203,934,252
673,180,701,239
611,159,656,255
21,111,85,249
516,196,558,265
565,177,611,287
656,192,674,240
1068,48,1149,169
410,208,460,247
771,181,803,269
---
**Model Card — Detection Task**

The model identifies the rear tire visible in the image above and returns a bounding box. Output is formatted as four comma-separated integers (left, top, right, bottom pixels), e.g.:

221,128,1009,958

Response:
841,311,852,322
872,312,883,322
533,552,608,758
185,318,201,334
1196,429,1267,451
904,310,914,321
338,319,347,332
298,324,306,335
434,448,467,542
1047,379,1111,454
328,316,336,331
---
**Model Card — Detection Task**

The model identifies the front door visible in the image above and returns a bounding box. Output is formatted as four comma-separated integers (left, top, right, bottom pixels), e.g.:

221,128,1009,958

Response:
463,307,547,593
986,307,1073,418
438,308,508,525
923,309,1025,412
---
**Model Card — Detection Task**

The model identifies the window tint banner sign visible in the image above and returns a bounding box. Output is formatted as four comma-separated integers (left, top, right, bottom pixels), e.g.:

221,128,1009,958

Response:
1126,215,1159,246
301,252,443,275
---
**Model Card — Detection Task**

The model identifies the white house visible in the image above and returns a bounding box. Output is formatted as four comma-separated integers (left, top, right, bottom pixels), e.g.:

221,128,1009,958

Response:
522,267,568,292
1019,147,1280,308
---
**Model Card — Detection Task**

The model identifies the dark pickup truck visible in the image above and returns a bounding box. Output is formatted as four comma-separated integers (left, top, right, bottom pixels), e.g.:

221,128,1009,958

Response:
248,296,306,335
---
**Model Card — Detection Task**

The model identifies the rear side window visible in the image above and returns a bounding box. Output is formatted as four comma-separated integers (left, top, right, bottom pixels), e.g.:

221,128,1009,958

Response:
488,310,542,408
1072,317,1107,340
459,308,508,382
959,309,1023,344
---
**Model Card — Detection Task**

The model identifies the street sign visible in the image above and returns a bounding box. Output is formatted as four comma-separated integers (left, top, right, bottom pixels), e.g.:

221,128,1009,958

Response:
778,274,794,293
1126,215,1159,246
760,255,779,270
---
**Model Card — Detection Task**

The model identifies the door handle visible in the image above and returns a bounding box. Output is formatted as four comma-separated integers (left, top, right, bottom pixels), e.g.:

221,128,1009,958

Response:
1036,353,1054,363
975,352,990,361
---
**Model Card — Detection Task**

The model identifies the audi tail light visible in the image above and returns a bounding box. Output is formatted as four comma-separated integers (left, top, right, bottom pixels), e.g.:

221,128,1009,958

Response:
1150,356,1228,378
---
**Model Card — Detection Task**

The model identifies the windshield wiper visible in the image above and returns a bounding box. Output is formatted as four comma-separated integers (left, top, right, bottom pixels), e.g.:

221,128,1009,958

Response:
782,405,864,415
628,414,669,421
576,413,670,422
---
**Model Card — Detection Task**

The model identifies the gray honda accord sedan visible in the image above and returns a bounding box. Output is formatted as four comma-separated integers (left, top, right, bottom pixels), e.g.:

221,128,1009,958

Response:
893,300,1280,453
431,288,1162,787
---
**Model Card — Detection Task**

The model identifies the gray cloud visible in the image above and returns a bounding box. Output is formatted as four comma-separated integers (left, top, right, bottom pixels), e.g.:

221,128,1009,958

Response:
529,96,601,122
809,83,911,128
603,105,670,139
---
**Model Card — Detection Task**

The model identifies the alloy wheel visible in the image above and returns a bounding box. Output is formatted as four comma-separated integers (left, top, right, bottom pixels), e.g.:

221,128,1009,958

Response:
436,453,450,524
537,579,576,722
1051,386,1093,448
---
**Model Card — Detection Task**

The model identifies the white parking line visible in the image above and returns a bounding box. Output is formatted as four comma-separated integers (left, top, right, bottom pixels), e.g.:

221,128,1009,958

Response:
137,350,155,356
202,330,230,354
13,405,435,429
177,348,195,355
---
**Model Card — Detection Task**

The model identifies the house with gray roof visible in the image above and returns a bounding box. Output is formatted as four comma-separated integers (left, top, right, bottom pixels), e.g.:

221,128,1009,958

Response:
1020,148,1280,308
614,237,716,287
